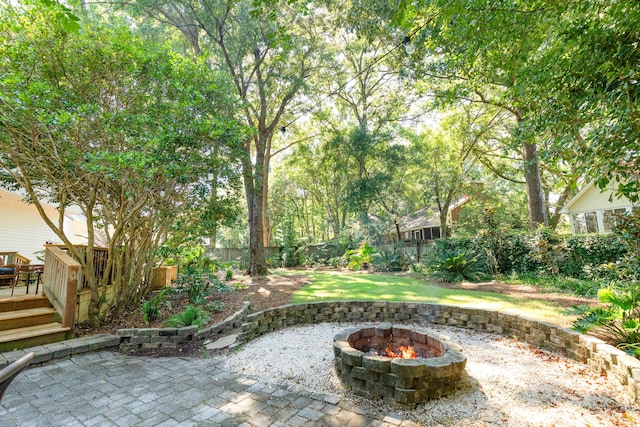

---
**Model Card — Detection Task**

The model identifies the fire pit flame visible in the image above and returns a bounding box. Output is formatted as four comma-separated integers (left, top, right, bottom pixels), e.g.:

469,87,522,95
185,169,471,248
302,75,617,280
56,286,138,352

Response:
334,323,467,405
380,343,418,359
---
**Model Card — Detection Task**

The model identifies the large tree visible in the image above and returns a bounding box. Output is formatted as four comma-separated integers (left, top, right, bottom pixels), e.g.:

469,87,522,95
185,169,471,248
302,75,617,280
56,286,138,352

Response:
128,0,328,275
0,4,242,324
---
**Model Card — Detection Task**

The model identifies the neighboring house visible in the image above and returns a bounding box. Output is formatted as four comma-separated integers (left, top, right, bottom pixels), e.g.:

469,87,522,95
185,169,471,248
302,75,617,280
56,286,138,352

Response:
560,180,634,234
397,196,470,241
0,188,89,261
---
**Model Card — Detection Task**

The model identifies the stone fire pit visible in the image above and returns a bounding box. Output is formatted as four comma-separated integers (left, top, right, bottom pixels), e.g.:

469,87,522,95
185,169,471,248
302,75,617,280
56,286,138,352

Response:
333,323,467,406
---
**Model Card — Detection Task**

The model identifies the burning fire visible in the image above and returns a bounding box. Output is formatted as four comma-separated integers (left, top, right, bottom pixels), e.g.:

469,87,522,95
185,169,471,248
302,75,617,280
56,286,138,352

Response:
380,344,418,359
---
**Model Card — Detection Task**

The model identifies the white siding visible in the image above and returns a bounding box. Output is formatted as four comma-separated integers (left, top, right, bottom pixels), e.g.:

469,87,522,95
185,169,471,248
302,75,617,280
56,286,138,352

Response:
567,182,632,214
0,189,89,261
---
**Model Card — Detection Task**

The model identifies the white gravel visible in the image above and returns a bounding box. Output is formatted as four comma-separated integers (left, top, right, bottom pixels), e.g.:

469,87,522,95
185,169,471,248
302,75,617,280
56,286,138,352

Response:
222,322,640,426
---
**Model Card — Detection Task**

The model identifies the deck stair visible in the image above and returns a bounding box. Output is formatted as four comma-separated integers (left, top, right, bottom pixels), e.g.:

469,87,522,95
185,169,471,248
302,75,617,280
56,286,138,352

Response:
0,295,71,352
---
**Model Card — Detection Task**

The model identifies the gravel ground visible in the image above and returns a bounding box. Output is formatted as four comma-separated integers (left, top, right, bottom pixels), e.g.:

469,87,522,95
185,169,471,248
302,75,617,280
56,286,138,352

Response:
223,323,640,426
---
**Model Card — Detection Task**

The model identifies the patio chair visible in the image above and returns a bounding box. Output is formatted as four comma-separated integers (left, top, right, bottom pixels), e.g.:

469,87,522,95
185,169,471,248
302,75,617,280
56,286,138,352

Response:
16,264,44,295
0,264,19,290
0,352,35,402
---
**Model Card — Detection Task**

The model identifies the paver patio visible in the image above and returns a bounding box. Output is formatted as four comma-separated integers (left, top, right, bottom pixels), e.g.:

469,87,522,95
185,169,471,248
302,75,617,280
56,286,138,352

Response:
0,351,418,427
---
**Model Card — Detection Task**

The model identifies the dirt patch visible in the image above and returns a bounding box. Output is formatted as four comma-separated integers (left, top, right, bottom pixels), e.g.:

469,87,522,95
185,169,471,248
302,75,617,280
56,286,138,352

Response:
74,270,593,358
74,271,313,357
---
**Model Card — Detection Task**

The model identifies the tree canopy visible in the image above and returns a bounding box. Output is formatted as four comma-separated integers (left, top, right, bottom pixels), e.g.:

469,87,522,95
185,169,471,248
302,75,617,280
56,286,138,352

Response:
0,2,244,323
0,0,637,301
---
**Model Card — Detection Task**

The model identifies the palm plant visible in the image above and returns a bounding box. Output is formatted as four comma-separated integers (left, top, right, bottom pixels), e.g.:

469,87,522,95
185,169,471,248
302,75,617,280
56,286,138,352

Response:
568,286,640,356
429,250,488,283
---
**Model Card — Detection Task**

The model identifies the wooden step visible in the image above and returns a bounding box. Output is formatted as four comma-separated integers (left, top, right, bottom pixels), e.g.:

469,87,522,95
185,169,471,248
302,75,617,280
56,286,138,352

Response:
0,322,71,352
0,307,58,331
0,295,51,312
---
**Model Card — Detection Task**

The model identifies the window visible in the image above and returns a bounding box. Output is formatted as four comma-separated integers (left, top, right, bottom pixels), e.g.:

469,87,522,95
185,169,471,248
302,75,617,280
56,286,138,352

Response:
572,212,598,234
603,208,628,232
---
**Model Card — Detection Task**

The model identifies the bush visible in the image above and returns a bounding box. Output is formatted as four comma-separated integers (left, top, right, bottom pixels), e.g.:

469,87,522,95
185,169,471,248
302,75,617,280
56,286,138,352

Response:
165,305,211,328
568,286,640,356
560,234,627,278
429,250,489,283
371,250,408,272
344,242,377,270
430,231,628,280
141,289,170,323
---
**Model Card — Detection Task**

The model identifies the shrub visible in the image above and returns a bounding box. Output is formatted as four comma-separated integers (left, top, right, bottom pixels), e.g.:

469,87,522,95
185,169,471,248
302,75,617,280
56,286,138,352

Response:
141,289,170,323
568,286,640,356
174,273,211,305
561,234,627,278
165,305,211,328
345,242,377,270
206,300,225,313
371,250,408,272
225,268,233,281
429,250,489,283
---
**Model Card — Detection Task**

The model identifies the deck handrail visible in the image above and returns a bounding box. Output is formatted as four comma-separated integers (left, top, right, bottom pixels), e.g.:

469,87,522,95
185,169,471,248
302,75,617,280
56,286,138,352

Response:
43,246,80,330
45,244,112,289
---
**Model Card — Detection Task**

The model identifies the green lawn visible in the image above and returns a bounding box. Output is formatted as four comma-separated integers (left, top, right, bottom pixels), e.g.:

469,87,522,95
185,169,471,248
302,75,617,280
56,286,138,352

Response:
291,271,576,327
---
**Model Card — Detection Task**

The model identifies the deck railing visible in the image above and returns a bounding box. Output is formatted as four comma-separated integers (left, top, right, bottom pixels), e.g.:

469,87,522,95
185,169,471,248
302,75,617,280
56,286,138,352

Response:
46,244,112,289
43,246,80,330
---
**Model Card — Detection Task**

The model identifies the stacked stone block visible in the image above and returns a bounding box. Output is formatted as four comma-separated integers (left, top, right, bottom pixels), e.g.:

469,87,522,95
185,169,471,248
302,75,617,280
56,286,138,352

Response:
117,326,198,351
333,323,466,406
240,300,640,405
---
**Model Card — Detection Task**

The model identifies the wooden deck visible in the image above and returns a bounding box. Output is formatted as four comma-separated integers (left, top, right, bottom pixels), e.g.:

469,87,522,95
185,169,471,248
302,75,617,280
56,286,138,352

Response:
0,284,41,301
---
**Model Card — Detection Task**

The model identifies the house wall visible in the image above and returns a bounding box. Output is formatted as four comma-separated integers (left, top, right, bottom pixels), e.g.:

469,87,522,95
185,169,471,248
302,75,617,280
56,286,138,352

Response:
567,183,631,214
0,189,88,261
564,182,634,234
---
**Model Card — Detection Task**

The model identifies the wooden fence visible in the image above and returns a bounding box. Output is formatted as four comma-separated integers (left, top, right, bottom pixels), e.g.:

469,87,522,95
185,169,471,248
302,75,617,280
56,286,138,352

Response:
205,247,281,264
377,241,434,263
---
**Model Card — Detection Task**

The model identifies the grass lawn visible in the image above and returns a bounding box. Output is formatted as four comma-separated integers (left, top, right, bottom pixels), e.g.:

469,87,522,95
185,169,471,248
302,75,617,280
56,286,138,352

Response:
291,271,576,327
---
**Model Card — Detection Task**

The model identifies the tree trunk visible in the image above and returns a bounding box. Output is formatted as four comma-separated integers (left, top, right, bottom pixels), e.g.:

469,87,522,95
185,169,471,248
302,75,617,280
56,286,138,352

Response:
522,142,548,229
262,136,272,247
245,139,268,276
395,221,402,240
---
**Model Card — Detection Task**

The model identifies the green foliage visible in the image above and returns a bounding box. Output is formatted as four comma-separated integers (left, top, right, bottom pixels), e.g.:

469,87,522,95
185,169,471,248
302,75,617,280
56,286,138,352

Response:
429,250,488,283
507,271,603,299
568,286,640,356
0,5,244,321
173,273,211,305
225,268,233,281
141,289,170,324
371,250,408,272
344,242,377,270
206,300,225,313
179,247,219,275
165,305,211,329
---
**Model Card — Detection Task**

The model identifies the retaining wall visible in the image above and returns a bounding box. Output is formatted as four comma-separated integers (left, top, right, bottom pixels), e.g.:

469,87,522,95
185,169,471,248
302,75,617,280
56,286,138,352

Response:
240,301,640,405
109,300,640,405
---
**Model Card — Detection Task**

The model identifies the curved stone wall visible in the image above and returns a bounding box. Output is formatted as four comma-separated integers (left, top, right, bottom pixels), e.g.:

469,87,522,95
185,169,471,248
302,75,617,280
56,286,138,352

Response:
333,323,467,405
240,301,640,405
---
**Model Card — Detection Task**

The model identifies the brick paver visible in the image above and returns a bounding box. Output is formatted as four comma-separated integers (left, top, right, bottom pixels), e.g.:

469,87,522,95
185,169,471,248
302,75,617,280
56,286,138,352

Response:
0,351,413,426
